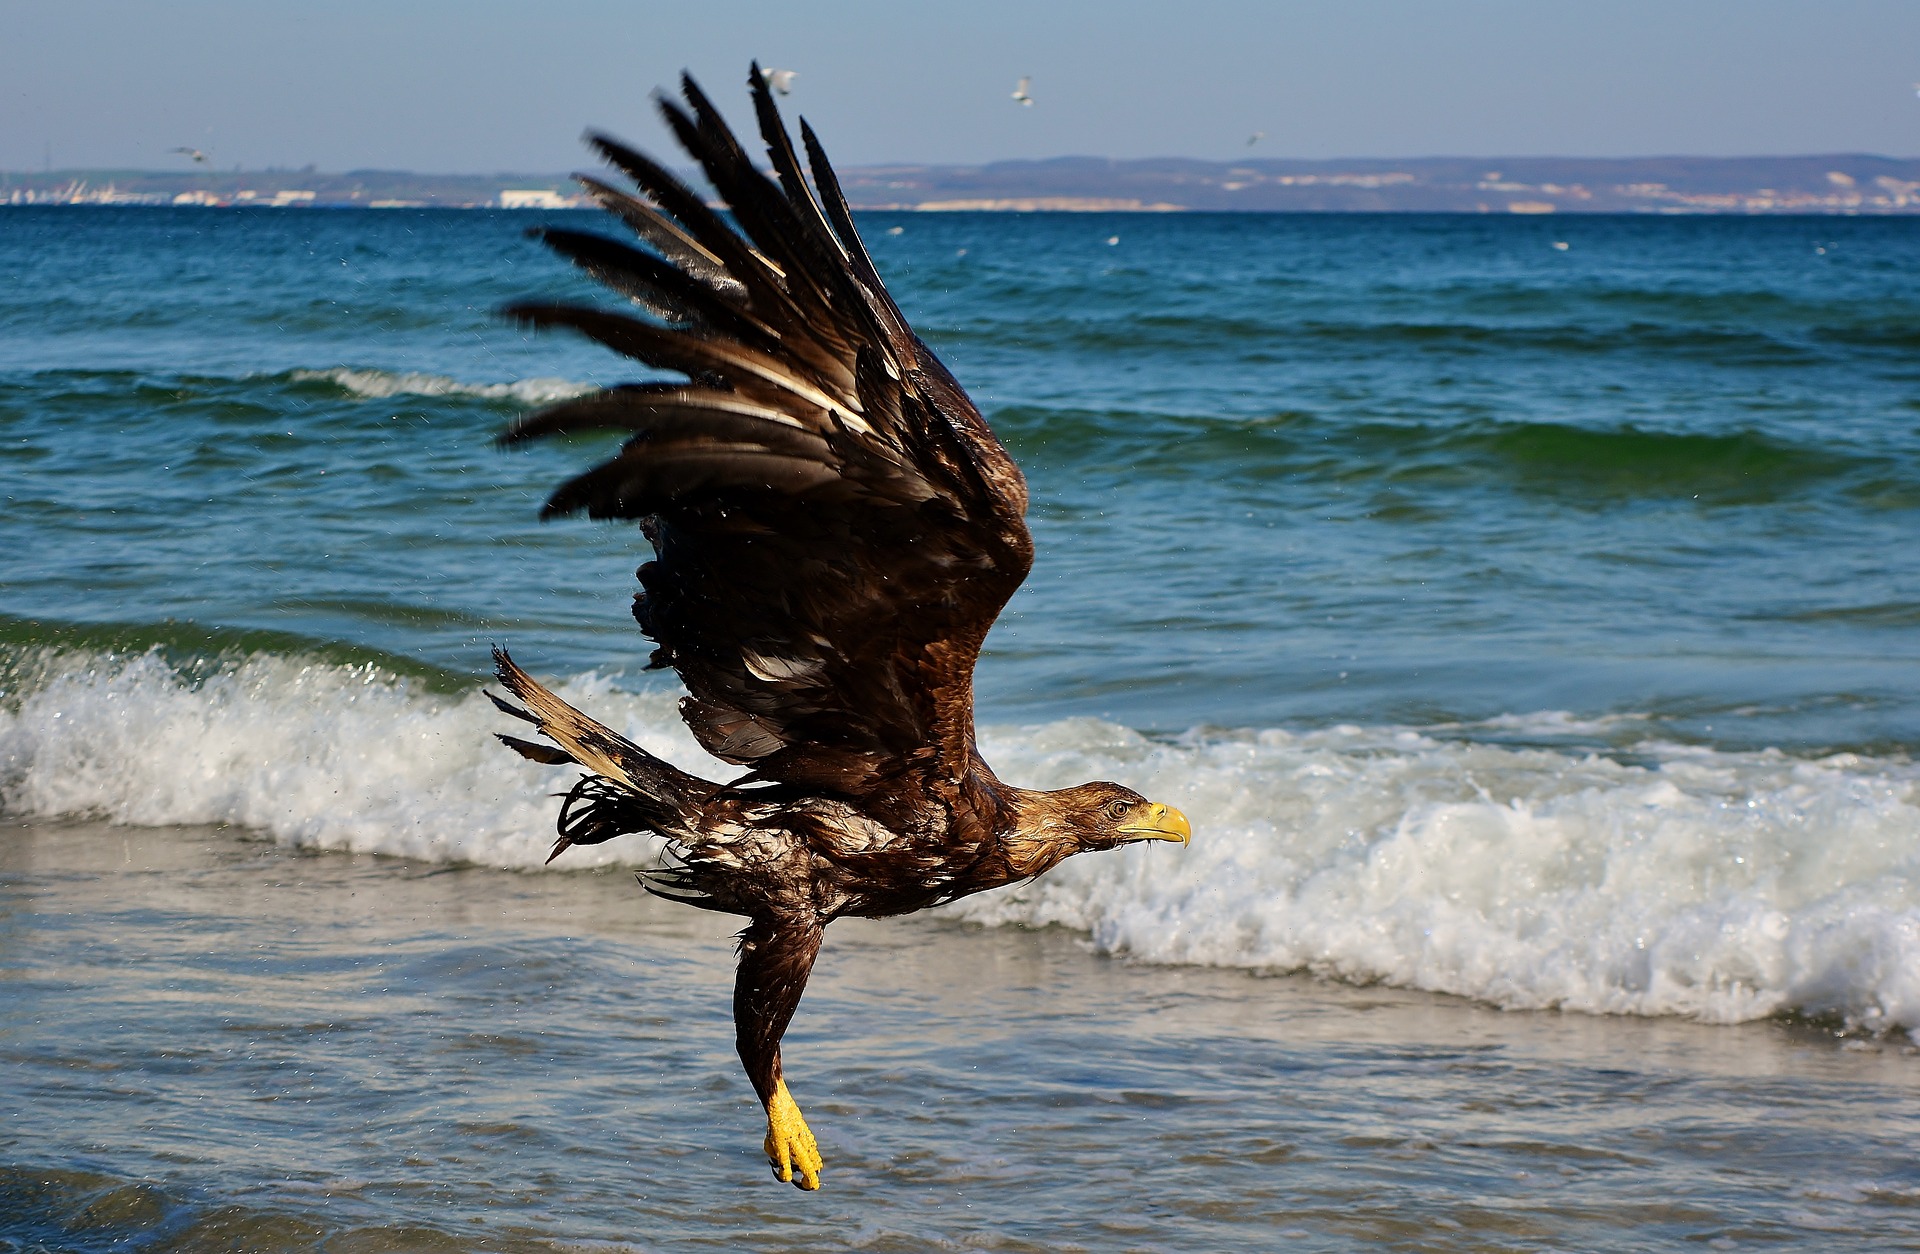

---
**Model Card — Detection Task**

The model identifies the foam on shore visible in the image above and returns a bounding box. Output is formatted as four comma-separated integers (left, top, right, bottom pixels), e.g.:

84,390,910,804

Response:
4,648,1916,1036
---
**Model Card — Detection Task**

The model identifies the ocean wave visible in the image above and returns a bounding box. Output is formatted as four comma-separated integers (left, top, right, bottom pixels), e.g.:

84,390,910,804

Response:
3,650,1916,1037
288,367,593,404
964,720,1920,1036
936,310,1827,366
0,613,469,692
0,649,688,869
995,405,1896,507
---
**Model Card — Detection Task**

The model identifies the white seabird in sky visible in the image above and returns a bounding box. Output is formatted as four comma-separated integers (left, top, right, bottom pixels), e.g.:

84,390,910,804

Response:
1012,76,1033,107
760,67,798,95
170,146,209,164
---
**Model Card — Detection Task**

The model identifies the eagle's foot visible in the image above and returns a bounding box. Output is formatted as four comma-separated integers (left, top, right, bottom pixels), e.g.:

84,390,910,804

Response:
763,1080,822,1190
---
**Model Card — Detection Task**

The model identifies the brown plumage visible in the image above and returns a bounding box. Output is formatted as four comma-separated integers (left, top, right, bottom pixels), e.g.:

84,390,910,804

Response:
489,65,1191,1192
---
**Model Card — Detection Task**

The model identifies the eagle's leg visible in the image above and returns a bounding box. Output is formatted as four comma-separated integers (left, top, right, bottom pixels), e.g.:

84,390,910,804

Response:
735,914,826,1190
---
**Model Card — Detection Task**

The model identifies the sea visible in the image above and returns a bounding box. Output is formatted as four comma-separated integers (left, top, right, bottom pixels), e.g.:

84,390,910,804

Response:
2,204,1918,1251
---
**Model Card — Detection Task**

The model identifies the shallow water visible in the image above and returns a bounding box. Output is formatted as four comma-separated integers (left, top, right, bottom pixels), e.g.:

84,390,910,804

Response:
5,821,1920,1252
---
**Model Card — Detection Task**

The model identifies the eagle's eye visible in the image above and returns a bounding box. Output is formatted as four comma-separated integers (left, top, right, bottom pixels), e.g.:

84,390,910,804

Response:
1104,798,1132,822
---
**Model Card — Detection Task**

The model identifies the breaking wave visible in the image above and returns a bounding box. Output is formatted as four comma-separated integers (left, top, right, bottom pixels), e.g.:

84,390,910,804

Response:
3,649,1916,1037
288,366,593,404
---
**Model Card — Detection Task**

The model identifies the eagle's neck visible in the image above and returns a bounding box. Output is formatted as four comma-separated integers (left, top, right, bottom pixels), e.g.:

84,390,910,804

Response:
984,783,1085,882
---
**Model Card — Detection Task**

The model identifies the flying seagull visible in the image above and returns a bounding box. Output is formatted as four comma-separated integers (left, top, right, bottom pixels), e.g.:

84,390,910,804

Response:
1012,75,1033,106
489,63,1191,1192
170,147,209,164
759,66,797,95
1246,131,1265,147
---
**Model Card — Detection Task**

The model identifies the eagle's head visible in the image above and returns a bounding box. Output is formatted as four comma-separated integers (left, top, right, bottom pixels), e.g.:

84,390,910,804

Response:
1064,782,1193,852
1000,781,1191,879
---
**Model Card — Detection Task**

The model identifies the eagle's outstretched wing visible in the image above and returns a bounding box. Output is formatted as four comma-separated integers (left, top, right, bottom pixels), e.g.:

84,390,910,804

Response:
502,66,1032,796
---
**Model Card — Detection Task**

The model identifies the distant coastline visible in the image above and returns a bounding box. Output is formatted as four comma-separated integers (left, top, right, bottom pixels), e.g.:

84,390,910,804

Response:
5,153,1919,213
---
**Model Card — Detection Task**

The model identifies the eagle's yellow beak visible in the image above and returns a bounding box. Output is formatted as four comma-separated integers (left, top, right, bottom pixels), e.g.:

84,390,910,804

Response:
1119,802,1191,846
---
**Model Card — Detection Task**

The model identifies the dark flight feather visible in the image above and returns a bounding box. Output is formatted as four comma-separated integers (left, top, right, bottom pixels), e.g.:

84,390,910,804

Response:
572,174,745,299
501,302,847,417
671,77,849,322
585,133,770,286
798,119,914,355
532,228,761,332
498,384,818,445
485,688,542,724
496,733,578,766
747,61,848,269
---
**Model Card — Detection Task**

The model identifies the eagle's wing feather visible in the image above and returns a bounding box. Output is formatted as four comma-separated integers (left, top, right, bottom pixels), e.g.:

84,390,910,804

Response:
505,65,1032,795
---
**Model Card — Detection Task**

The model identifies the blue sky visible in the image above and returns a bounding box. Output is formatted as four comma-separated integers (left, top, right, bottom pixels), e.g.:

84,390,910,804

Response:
6,0,1918,172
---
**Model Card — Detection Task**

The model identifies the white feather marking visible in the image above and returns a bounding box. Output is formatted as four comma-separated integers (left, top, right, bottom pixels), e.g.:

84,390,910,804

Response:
742,650,823,683
832,407,876,437
747,248,787,281
735,360,844,417
824,813,895,854
675,391,809,431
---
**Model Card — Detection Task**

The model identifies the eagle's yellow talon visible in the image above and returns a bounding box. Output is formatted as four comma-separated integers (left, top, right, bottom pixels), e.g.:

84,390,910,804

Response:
764,1080,822,1190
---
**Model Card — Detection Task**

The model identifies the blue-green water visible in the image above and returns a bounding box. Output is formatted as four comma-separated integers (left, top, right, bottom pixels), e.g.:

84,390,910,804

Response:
3,207,1919,1249
5,209,1918,743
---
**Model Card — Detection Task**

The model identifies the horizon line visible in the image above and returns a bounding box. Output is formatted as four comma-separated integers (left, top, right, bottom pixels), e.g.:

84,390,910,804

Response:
7,150,1920,179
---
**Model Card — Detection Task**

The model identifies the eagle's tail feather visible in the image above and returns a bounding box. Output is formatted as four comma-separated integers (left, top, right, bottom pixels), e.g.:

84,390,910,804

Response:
491,646,711,861
497,733,578,766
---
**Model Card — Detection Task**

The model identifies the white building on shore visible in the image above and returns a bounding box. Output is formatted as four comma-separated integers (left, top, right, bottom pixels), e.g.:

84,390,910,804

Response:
498,189,583,210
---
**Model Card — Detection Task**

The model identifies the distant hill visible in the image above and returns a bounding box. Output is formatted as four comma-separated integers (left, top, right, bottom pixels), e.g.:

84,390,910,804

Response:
7,154,1919,214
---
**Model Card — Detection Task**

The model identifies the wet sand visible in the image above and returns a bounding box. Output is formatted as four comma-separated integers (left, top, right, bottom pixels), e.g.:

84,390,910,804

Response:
3,818,1918,1251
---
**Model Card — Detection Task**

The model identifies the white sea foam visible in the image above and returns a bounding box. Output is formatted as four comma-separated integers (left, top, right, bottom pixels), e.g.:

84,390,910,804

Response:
0,650,688,870
4,651,1917,1036
966,720,1920,1036
290,367,593,405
